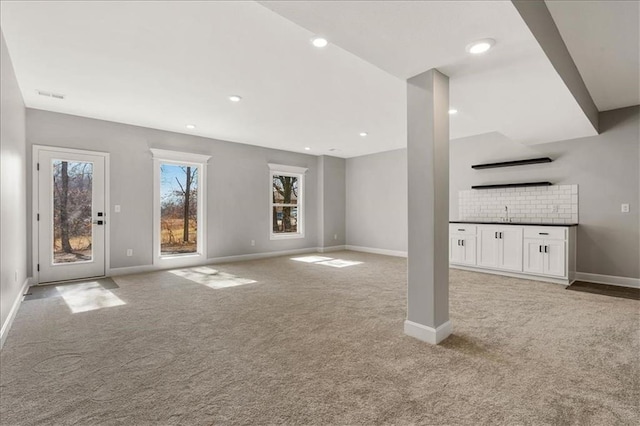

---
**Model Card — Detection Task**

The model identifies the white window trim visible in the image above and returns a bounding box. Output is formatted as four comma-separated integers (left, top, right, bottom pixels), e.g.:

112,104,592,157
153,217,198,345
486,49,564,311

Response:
152,149,210,267
268,163,308,240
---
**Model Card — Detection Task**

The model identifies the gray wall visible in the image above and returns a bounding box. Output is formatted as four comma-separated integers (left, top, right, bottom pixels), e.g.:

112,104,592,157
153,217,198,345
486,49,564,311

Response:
345,148,407,252
345,106,639,279
1,30,28,333
451,106,639,279
317,155,346,248
26,109,320,271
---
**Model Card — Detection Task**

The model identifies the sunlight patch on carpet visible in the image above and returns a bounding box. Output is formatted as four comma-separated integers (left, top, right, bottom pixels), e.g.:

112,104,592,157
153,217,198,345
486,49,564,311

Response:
316,259,363,268
290,256,334,263
57,282,126,313
169,267,257,289
290,256,363,268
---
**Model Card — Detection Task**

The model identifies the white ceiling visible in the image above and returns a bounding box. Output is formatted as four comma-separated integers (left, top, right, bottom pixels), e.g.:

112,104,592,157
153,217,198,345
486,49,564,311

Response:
546,0,640,111
0,1,405,158
0,1,626,158
261,0,598,146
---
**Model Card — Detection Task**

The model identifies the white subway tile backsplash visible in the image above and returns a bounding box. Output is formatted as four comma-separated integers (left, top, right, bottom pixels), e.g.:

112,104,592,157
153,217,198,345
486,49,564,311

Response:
458,184,579,224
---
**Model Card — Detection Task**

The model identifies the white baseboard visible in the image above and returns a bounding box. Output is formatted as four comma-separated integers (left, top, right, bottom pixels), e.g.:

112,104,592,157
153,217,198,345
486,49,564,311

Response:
450,264,571,286
345,245,407,258
575,272,640,289
318,245,346,253
404,319,452,345
108,247,320,277
209,247,319,264
1,277,31,350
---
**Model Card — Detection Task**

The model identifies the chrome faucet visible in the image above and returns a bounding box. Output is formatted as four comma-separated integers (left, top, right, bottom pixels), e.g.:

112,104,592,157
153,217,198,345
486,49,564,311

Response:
501,206,510,222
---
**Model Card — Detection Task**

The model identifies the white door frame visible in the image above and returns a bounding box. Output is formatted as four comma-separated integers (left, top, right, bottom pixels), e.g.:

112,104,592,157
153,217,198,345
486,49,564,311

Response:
32,145,110,284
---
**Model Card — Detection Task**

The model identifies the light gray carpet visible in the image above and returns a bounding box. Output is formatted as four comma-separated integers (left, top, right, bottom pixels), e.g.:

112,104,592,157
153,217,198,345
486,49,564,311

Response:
1,251,638,425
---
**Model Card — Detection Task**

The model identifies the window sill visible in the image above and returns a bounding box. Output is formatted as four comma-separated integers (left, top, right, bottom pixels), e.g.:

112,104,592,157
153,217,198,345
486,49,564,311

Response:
270,233,305,241
160,253,202,260
155,252,206,268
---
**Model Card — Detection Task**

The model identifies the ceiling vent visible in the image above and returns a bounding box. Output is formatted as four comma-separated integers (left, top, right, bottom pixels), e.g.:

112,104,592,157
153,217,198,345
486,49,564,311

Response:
36,90,65,100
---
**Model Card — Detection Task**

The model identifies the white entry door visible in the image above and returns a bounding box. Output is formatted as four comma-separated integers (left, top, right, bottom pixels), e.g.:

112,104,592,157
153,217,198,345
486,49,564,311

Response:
36,148,107,283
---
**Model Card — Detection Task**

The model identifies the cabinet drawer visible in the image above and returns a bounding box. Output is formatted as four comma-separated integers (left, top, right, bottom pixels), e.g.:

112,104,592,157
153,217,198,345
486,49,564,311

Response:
523,227,566,240
449,224,476,235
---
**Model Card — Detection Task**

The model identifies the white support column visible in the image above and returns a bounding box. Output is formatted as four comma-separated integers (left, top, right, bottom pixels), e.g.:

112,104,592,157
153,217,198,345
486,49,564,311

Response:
405,69,452,345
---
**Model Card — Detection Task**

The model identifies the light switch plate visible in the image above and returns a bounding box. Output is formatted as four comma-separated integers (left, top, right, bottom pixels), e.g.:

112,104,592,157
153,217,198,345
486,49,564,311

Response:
621,203,630,213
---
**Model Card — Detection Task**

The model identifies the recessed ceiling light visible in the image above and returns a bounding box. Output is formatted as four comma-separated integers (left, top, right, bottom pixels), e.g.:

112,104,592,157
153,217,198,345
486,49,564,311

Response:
311,36,328,48
448,109,458,115
229,95,242,102
359,132,368,137
304,147,311,151
466,38,495,55
186,124,196,129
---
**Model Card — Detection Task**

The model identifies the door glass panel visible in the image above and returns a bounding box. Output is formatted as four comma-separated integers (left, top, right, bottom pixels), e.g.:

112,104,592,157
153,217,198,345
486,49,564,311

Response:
160,164,198,255
52,160,93,264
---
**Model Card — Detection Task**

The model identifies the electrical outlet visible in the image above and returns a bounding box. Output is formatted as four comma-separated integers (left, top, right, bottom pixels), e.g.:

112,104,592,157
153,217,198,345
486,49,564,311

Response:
621,203,630,213
126,249,133,256
334,234,338,240
114,205,121,213
251,240,255,246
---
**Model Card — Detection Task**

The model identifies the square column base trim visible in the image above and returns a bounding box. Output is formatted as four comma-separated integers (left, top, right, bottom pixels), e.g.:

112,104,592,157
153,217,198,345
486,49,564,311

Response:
404,319,452,345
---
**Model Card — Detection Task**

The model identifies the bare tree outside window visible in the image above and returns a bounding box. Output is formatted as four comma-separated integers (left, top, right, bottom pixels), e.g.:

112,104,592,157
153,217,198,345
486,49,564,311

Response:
272,174,299,233
160,164,198,255
52,160,93,263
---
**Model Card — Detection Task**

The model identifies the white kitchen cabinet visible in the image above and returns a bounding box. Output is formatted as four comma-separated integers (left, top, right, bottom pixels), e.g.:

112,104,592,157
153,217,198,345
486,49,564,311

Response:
545,240,566,277
449,225,477,265
450,223,576,285
524,238,566,277
523,238,545,274
449,235,476,265
476,226,523,272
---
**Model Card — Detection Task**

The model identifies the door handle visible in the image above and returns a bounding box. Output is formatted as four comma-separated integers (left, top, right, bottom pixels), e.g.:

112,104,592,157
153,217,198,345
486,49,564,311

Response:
93,220,104,225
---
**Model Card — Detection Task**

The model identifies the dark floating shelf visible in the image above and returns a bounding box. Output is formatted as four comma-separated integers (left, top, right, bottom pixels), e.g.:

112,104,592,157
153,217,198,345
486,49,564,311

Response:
472,181,553,190
471,157,552,170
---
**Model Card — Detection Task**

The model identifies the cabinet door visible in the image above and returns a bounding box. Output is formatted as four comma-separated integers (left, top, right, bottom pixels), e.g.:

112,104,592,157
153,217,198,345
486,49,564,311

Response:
461,236,476,265
477,227,499,268
449,236,462,263
544,240,566,277
523,238,545,274
498,228,523,271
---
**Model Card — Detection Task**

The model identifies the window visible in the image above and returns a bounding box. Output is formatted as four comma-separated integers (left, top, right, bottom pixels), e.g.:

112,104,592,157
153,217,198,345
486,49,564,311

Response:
151,149,210,266
268,163,308,239
160,164,198,256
